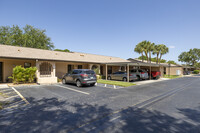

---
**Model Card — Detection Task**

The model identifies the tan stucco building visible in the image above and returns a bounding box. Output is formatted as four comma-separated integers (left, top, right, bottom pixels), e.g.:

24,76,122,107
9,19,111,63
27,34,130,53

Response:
0,45,184,84
0,45,130,84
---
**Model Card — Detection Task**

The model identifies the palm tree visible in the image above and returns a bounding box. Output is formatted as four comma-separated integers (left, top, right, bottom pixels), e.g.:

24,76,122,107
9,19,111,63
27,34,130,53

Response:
148,42,155,63
134,42,144,62
159,44,169,64
141,40,150,62
153,44,162,64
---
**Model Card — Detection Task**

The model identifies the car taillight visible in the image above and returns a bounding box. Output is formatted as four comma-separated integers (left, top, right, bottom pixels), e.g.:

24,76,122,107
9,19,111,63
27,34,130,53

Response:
80,74,88,77
141,72,145,74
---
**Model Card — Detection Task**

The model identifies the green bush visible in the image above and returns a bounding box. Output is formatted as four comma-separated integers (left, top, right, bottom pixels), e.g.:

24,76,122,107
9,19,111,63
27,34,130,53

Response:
57,78,62,82
9,66,37,84
193,70,200,74
93,67,100,75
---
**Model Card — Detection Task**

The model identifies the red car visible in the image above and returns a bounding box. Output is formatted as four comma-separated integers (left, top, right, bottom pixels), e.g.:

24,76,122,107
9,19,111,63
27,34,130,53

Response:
149,71,161,79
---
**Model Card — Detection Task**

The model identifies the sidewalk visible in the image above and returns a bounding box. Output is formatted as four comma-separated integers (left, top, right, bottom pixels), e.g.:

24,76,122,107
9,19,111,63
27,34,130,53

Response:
133,78,170,85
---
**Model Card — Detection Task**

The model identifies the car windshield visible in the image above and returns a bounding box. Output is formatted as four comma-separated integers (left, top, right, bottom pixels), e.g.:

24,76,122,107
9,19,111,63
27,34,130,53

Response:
84,70,95,75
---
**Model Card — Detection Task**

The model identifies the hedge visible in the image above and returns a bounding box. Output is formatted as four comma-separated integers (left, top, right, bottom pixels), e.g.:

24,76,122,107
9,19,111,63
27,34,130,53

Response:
9,66,37,84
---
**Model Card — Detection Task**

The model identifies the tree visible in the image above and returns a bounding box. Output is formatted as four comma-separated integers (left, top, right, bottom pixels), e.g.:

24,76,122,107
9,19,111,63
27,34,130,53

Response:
135,40,151,63
178,52,191,65
134,41,168,64
148,42,155,63
138,56,167,63
0,25,54,50
134,42,144,62
54,49,70,52
167,60,177,65
188,48,200,66
159,44,169,64
178,48,200,67
153,44,162,64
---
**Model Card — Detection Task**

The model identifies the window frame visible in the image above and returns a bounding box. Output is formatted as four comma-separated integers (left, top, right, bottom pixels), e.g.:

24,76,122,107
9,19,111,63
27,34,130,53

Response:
24,62,31,68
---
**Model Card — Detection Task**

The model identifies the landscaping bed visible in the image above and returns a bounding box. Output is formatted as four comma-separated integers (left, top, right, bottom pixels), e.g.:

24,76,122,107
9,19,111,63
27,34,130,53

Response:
97,80,136,87
164,75,181,79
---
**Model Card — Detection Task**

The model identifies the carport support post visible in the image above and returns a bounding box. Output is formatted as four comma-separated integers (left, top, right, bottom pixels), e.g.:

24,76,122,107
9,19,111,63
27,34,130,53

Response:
149,66,151,80
127,64,129,82
106,64,108,80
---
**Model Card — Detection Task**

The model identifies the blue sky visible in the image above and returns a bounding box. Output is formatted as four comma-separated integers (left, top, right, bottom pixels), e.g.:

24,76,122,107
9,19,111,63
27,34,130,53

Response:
0,0,200,63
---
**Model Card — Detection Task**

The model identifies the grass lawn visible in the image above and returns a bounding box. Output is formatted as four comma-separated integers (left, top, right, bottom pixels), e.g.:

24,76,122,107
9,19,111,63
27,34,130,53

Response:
164,75,181,79
0,92,4,109
97,79,136,87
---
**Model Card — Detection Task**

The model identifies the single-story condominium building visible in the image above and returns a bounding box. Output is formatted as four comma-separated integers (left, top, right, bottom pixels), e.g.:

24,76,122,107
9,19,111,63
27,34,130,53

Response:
0,45,184,84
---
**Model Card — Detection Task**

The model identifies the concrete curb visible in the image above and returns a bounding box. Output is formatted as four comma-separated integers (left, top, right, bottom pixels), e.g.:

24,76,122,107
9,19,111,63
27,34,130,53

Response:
96,83,123,89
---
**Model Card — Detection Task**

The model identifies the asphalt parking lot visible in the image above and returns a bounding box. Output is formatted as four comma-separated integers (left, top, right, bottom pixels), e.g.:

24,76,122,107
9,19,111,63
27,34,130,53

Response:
0,75,200,133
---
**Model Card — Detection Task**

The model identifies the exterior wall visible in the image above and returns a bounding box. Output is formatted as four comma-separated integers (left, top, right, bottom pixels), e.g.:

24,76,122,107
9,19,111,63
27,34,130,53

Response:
36,61,57,84
55,62,99,79
112,66,121,73
0,58,101,84
0,58,36,82
165,67,183,75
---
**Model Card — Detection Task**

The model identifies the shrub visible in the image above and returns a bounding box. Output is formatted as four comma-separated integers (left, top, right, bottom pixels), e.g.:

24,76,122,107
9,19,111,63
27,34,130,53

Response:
193,70,200,74
9,66,37,84
57,78,62,82
93,67,100,75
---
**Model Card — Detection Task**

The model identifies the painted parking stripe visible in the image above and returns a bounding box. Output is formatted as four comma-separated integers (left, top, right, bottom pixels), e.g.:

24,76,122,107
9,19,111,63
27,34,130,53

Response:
109,116,121,122
55,84,90,95
11,87,30,104
5,95,18,100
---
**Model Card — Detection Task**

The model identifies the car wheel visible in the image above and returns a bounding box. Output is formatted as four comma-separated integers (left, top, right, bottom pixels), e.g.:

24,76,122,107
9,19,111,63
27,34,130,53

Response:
76,80,82,87
90,83,96,86
123,77,127,82
108,76,111,80
62,79,66,84
136,75,140,81
156,76,160,80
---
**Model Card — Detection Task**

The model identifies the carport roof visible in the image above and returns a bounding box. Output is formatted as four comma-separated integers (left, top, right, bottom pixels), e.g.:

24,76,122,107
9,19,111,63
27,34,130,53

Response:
127,58,183,67
105,59,160,67
0,44,129,63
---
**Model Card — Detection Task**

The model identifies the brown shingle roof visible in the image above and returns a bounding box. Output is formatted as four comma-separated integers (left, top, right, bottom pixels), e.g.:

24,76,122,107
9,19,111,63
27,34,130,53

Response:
0,44,129,63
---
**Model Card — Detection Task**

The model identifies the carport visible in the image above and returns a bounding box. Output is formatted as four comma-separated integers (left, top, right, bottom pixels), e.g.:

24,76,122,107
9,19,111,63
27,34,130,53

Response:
103,60,162,82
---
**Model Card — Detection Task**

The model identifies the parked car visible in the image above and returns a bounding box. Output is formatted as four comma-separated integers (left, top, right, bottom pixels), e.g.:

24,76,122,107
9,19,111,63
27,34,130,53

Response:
62,69,97,87
130,69,149,80
107,71,137,81
183,71,190,75
149,71,161,79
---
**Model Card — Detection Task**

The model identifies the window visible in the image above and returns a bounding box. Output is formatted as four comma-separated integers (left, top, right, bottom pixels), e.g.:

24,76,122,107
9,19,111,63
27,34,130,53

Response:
113,72,119,74
119,72,125,74
68,65,74,73
108,66,112,74
84,70,95,75
39,62,52,77
72,70,79,74
24,63,31,68
78,65,82,69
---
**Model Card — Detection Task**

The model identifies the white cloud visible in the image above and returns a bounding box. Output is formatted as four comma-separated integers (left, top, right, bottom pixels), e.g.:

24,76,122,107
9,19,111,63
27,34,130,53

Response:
169,46,175,49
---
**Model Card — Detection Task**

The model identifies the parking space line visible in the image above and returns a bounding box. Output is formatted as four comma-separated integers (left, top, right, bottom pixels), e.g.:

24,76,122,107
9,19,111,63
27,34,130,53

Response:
5,95,18,100
11,87,30,104
109,116,121,122
55,84,90,95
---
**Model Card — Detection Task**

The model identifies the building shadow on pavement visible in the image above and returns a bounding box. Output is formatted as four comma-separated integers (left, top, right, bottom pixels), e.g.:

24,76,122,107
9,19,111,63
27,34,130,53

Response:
0,97,113,133
0,97,200,133
102,107,200,133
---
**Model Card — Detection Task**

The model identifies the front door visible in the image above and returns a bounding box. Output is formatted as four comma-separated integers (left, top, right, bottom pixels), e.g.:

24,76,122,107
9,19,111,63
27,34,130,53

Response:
0,62,3,82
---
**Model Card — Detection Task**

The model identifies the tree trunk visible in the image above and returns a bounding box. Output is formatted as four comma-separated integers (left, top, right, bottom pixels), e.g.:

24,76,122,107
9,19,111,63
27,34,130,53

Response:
156,53,159,64
149,51,151,63
159,54,162,64
142,53,144,62
145,52,148,62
